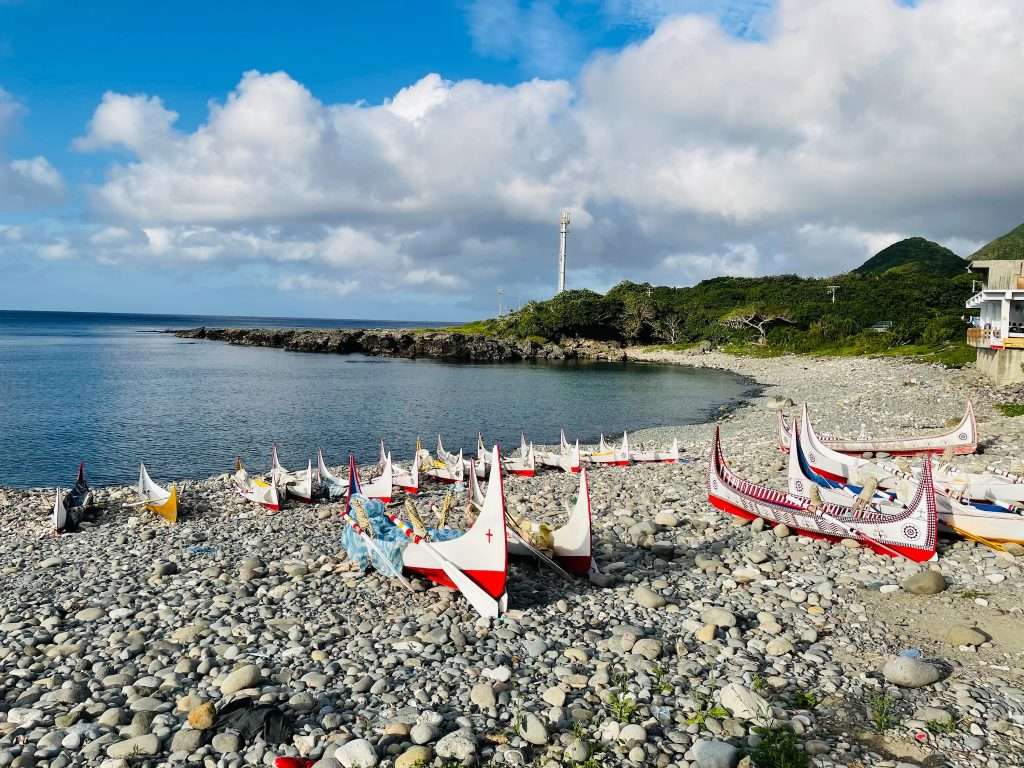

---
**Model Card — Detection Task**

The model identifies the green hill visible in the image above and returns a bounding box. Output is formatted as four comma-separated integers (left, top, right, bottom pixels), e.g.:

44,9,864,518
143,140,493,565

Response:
458,235,974,361
853,237,966,277
970,222,1024,261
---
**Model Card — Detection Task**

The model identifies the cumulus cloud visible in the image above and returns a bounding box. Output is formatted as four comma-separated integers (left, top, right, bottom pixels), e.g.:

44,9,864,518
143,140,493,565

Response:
73,92,179,154
0,88,65,209
46,0,1024,312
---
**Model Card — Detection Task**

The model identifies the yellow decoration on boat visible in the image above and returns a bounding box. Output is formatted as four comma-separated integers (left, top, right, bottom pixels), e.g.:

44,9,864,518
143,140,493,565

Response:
146,484,178,523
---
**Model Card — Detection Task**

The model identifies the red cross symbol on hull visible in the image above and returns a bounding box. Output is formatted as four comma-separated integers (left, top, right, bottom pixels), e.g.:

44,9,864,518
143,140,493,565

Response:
485,529,493,543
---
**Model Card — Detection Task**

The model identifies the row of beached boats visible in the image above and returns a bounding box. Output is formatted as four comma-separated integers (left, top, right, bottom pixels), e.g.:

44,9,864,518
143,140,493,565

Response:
51,445,594,619
50,430,679,531
709,400,1024,563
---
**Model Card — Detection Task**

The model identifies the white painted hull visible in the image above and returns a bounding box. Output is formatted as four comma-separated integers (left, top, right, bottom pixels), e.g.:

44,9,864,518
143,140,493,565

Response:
778,401,977,456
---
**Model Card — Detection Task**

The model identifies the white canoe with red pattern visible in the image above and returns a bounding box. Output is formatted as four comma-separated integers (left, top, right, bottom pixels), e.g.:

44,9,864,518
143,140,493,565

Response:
233,457,281,512
778,401,977,456
631,437,680,464
709,426,937,562
791,422,1024,545
402,446,509,614
473,461,594,575
587,433,631,466
538,437,581,473
271,445,313,503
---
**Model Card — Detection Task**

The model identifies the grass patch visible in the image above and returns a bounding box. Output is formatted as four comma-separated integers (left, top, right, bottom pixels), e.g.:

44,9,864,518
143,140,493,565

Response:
997,403,1024,417
881,341,974,369
959,588,990,600
686,695,730,726
927,718,958,735
790,690,818,710
748,724,808,768
640,341,699,353
722,342,786,358
868,692,899,731
651,664,674,695
605,672,638,723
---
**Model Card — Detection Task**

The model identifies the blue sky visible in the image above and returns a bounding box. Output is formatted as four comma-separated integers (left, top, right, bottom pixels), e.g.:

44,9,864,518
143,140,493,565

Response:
0,0,1018,320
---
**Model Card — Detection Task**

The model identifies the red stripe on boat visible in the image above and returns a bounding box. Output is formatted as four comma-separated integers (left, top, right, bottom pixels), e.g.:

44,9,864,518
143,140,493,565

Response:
405,565,507,599
708,495,934,562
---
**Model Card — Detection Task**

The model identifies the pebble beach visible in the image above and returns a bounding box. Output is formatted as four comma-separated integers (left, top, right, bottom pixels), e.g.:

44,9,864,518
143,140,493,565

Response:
3,350,1024,768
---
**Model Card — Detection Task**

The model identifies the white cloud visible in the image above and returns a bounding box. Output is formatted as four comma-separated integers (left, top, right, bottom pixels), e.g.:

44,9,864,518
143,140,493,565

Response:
73,92,179,154
465,1,584,77
277,273,359,298
29,0,1024,315
0,89,65,209
37,239,75,261
10,156,63,192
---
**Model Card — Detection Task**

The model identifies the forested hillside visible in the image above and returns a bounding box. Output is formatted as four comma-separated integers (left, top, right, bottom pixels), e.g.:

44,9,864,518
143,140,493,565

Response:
461,237,975,360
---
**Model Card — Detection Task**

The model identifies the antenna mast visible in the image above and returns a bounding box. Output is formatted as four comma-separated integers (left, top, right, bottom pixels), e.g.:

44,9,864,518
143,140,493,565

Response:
558,210,570,293
497,287,504,316
826,285,839,304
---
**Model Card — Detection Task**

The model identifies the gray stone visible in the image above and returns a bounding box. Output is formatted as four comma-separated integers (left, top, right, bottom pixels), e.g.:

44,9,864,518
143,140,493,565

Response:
945,625,987,647
410,723,436,745
882,657,941,688
903,570,946,595
634,586,666,609
543,686,566,707
693,738,739,768
170,729,205,753
618,724,647,744
336,739,378,768
106,735,160,759
395,746,431,768
518,712,549,746
219,664,261,695
701,607,737,628
913,707,953,725
719,684,770,720
211,732,240,754
470,682,497,709
434,731,477,762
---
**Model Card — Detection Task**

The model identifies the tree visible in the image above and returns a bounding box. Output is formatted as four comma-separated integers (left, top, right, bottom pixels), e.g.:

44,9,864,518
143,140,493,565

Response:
621,295,655,343
720,304,794,345
654,313,683,344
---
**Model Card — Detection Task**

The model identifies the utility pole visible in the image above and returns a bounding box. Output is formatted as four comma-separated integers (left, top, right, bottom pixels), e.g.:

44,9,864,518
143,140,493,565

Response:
558,210,570,294
826,285,839,304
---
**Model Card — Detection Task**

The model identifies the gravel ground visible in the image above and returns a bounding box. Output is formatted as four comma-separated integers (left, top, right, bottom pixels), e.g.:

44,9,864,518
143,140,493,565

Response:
2,350,1024,768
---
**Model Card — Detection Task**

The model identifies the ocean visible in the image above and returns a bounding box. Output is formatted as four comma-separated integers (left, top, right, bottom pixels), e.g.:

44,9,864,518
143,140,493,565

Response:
0,310,754,488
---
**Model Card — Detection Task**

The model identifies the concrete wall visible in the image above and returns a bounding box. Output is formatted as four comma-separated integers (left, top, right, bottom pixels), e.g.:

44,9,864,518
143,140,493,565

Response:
972,260,1024,289
977,347,1024,385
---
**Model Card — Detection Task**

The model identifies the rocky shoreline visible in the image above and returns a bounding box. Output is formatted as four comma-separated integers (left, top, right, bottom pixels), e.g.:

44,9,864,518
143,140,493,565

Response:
173,327,628,362
3,351,1024,768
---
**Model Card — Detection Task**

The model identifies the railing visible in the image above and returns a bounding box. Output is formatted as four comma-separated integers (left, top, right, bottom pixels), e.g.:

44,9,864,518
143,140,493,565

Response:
967,327,1000,348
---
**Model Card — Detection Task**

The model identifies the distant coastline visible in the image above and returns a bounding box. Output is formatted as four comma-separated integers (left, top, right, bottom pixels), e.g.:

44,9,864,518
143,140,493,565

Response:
174,326,629,362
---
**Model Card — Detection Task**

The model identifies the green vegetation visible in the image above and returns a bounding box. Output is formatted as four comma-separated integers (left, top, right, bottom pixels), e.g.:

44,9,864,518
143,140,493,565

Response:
997,403,1024,417
971,222,1024,262
606,672,638,723
790,690,818,710
748,725,809,768
854,237,966,277
959,588,990,600
868,692,899,731
686,696,730,726
927,718,958,735
462,237,976,362
650,665,674,695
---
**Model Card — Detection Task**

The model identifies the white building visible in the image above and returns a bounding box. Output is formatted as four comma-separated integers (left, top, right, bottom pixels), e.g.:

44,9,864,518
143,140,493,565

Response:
966,259,1024,384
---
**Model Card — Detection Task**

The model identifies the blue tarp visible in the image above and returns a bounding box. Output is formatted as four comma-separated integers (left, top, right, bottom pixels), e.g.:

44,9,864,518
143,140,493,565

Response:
341,494,461,576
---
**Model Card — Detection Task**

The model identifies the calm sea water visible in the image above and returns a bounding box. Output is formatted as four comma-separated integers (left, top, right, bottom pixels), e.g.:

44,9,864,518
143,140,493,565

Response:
0,310,755,488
